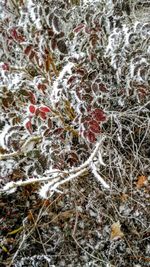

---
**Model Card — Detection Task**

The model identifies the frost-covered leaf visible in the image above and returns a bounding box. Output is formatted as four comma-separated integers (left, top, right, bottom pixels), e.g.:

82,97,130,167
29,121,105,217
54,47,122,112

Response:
24,45,33,55
57,40,68,54
89,120,101,133
84,130,96,143
92,109,106,122
25,120,33,134
29,105,36,114
52,16,62,33
39,106,51,113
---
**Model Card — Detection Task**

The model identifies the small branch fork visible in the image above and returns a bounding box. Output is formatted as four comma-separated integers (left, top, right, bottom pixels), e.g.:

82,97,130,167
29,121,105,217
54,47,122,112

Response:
0,135,110,197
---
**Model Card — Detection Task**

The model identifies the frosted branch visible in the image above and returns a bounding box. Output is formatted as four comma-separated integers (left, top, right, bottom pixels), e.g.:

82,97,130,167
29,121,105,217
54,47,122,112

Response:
0,136,109,197
90,162,109,189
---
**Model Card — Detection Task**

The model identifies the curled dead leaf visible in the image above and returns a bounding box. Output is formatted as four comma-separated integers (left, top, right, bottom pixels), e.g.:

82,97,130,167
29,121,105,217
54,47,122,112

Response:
110,221,124,240
136,175,147,189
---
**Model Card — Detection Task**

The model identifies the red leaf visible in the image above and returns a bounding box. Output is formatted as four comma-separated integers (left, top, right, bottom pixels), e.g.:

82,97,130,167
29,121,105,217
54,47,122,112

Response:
92,108,106,122
25,120,33,134
29,105,36,114
39,106,51,113
39,111,47,120
89,120,101,133
84,130,96,143
89,53,95,61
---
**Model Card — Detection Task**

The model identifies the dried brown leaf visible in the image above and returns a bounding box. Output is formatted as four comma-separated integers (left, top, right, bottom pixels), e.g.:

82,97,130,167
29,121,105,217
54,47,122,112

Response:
110,221,124,240
120,193,128,202
136,175,147,189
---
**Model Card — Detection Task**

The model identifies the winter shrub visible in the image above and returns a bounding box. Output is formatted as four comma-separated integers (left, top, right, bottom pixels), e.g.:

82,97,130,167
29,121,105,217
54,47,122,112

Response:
0,0,149,197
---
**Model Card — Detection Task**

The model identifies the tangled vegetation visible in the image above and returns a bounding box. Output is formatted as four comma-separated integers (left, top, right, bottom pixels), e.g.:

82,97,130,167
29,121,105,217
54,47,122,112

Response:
0,0,149,266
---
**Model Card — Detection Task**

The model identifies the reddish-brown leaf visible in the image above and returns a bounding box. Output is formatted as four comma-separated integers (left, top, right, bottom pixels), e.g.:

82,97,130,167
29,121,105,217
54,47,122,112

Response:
24,45,32,55
84,130,96,143
73,23,85,33
76,68,85,76
91,82,99,94
39,106,51,113
29,51,35,61
53,127,64,135
11,28,18,39
84,26,91,34
25,120,33,134
43,128,51,137
29,105,36,114
39,111,47,120
89,120,101,133
67,75,77,85
92,108,106,122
